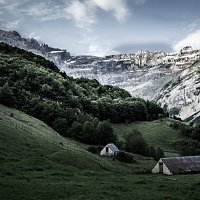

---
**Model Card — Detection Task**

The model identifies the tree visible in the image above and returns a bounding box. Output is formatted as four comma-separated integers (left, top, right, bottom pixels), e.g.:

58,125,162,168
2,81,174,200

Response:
81,121,96,144
155,147,164,160
173,139,200,156
0,83,16,106
96,121,117,145
116,151,135,163
148,146,156,159
124,129,148,156
52,117,69,137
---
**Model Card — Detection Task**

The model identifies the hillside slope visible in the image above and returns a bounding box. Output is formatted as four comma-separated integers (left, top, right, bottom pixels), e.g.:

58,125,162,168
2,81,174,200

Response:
1,105,200,200
113,120,182,157
0,42,164,146
0,103,104,169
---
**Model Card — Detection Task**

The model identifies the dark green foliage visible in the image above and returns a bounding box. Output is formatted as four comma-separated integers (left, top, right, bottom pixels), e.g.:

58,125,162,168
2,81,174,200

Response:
124,129,164,159
171,122,200,142
96,121,117,145
147,146,164,160
124,129,148,156
0,83,16,106
170,121,181,130
87,145,103,154
148,146,157,159
0,42,164,145
173,139,200,156
146,100,165,121
155,147,165,160
190,125,200,141
52,118,70,137
170,121,200,156
116,151,135,163
87,145,98,154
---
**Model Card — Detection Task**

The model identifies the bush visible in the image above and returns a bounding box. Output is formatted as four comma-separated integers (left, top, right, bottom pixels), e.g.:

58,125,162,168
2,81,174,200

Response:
124,129,148,156
115,151,135,163
87,145,98,154
170,121,180,130
173,139,200,156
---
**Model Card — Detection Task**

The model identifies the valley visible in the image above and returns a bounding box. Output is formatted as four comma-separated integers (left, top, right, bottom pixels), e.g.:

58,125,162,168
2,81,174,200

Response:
1,104,200,200
0,36,200,200
1,0,200,199
1,29,200,122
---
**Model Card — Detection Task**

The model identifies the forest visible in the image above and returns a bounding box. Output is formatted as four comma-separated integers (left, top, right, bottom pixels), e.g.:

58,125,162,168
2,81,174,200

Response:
0,42,165,146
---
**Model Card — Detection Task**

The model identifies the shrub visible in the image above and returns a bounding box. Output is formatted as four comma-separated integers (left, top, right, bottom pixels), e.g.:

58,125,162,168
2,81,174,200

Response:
173,139,200,156
115,151,135,163
124,129,148,156
170,121,180,130
87,145,98,154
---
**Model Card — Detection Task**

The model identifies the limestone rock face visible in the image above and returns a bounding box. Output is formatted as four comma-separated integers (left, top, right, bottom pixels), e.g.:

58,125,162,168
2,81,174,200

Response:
0,29,71,67
1,29,200,122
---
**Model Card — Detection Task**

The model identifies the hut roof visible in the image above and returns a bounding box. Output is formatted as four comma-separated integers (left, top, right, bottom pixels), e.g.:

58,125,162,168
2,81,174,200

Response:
161,156,200,174
106,143,119,152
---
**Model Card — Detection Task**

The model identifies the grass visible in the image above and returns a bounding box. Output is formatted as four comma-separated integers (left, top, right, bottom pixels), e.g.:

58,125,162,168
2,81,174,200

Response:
0,104,200,200
112,119,183,156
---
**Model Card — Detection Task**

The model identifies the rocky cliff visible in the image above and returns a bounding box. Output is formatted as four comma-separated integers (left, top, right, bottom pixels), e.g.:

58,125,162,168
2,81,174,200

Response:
0,29,71,67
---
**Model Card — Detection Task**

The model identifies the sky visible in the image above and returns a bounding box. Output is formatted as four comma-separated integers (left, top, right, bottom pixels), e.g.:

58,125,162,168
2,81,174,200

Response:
0,0,200,56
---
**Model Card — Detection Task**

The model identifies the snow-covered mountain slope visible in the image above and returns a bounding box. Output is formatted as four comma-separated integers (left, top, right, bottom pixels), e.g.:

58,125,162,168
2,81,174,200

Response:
0,29,70,67
156,60,200,123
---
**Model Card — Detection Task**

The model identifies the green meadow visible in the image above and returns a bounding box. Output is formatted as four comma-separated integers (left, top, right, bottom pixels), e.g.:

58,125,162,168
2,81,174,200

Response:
0,104,200,200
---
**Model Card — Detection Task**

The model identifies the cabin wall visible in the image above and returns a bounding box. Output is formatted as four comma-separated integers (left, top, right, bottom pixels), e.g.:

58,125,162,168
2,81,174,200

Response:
152,162,159,174
152,159,172,175
100,146,114,156
163,163,172,175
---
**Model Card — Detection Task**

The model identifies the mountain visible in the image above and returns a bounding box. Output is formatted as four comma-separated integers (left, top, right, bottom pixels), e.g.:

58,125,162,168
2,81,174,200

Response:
0,29,71,67
156,60,200,123
66,47,200,99
1,29,200,122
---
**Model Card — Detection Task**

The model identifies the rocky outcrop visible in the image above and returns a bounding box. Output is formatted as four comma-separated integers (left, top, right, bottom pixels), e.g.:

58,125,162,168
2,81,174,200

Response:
0,29,71,66
156,60,200,123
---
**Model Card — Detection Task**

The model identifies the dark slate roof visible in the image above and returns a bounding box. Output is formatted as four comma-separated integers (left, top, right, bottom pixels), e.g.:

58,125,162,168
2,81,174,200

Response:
161,156,200,174
107,143,119,152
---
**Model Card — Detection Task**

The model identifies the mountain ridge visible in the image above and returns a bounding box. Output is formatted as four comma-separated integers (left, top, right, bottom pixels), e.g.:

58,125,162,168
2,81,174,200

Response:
1,29,200,122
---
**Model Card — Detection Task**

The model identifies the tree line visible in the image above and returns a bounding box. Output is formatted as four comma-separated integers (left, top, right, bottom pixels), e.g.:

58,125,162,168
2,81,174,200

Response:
0,42,165,146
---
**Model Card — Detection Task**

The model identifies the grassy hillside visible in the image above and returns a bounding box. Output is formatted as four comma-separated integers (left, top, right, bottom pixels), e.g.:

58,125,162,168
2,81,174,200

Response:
0,104,200,199
113,119,183,156
0,42,164,146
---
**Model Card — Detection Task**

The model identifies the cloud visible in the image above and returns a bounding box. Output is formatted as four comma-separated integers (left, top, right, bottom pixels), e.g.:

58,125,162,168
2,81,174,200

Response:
0,0,27,10
0,0,130,31
23,2,65,21
185,19,200,32
88,43,119,56
172,29,200,52
4,20,20,30
91,0,129,22
65,0,129,29
27,32,41,40
65,0,96,29
0,0,6,4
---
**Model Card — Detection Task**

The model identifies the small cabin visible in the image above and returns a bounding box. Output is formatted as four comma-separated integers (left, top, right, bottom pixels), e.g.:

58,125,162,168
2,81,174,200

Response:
152,156,200,175
100,143,119,156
